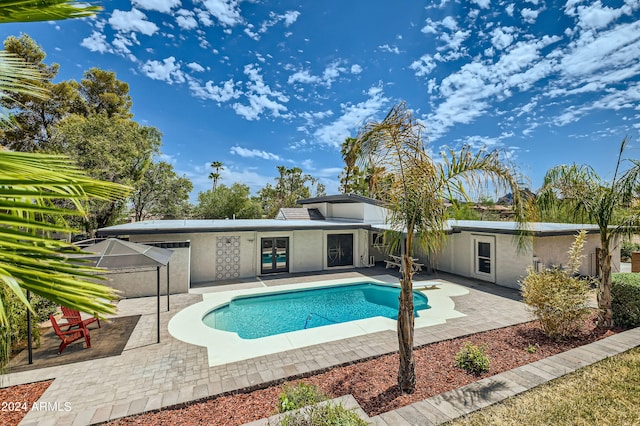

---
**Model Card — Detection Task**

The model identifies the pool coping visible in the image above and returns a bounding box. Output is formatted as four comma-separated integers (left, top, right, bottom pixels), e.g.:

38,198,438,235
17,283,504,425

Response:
168,276,470,366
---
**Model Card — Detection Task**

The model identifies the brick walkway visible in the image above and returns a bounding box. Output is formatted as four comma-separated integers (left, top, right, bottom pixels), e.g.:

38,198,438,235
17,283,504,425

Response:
2,269,636,425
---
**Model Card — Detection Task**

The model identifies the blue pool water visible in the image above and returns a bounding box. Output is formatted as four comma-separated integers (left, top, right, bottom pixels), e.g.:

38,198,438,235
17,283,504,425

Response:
202,283,430,339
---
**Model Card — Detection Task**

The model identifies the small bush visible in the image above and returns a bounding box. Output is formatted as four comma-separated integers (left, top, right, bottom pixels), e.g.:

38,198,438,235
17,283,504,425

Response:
455,342,490,375
0,288,55,368
521,231,592,340
620,242,640,262
612,273,640,328
278,382,328,413
279,402,368,426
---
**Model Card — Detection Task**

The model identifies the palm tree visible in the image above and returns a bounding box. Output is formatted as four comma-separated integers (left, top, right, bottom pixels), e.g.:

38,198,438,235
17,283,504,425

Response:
339,137,360,193
208,172,220,191
210,161,224,191
536,137,640,328
356,102,526,393
0,150,130,325
0,0,131,326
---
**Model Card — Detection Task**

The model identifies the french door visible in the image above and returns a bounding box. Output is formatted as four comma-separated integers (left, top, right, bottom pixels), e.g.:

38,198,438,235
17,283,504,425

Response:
261,237,289,274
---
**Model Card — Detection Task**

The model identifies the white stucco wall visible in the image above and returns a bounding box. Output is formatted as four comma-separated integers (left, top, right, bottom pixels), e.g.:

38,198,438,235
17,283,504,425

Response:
98,245,190,298
533,233,619,276
435,231,531,289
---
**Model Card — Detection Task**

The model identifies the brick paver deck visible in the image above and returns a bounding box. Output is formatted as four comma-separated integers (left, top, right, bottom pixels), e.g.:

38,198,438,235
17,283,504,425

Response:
2,269,637,425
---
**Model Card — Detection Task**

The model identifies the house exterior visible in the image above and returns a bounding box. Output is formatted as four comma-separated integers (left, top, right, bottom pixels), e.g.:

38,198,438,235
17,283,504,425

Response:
97,194,619,295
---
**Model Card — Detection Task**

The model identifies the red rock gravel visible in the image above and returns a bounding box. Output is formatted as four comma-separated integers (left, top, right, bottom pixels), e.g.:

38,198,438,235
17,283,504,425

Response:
105,315,617,425
1,315,619,426
0,380,53,426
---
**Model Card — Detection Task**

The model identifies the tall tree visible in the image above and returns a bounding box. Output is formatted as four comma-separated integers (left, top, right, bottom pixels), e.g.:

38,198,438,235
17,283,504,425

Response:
131,161,193,221
196,183,262,219
53,113,161,231
258,166,325,217
356,102,526,393
536,137,640,328
0,34,81,151
76,68,133,118
209,161,224,191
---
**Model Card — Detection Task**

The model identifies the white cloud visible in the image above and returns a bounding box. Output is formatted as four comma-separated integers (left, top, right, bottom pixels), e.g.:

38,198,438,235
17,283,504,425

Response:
471,0,490,9
196,0,243,27
491,27,515,50
351,64,363,74
81,31,112,53
287,61,347,88
187,62,205,72
410,54,436,77
564,0,637,30
131,0,180,13
189,78,241,103
140,56,185,84
176,9,198,30
281,10,300,26
230,146,282,160
288,70,320,85
555,82,640,126
313,85,389,148
378,44,400,54
109,8,159,36
521,8,540,24
505,3,515,16
232,64,289,120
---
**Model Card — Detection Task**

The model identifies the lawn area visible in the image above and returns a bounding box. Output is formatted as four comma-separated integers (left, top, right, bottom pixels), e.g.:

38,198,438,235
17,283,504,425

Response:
448,347,640,425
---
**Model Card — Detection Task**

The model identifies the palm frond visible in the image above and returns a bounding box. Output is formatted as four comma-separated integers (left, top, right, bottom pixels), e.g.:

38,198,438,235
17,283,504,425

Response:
0,150,130,326
0,0,100,24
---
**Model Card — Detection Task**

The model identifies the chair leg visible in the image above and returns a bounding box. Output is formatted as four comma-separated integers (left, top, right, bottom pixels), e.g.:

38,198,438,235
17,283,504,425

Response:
84,332,91,348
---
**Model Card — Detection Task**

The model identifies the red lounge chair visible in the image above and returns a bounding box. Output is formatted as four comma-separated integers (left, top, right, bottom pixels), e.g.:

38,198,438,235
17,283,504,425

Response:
60,306,101,330
49,315,91,354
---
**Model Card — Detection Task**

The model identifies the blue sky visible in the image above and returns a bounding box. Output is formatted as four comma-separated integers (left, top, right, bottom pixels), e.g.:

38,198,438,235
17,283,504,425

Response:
3,0,639,200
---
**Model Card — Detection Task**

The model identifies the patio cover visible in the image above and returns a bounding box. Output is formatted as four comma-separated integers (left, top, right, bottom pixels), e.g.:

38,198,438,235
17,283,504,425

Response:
78,238,173,270
77,238,174,344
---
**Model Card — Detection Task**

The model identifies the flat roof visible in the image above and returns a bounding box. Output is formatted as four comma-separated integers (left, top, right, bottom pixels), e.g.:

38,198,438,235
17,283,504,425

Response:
297,193,383,206
448,220,600,236
97,219,370,236
98,218,601,237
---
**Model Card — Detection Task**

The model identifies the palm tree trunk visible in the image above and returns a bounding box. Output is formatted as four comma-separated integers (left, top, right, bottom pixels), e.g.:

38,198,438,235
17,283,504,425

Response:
598,235,614,328
397,255,416,393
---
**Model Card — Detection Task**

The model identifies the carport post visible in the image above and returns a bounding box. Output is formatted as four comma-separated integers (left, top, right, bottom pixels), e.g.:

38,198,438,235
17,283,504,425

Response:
166,262,170,312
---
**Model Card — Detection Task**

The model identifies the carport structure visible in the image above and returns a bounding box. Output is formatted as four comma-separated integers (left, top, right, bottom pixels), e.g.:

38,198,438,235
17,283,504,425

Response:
78,238,174,343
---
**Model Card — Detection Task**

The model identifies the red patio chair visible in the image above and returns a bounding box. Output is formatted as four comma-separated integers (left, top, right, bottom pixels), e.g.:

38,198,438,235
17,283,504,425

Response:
60,306,101,330
49,315,91,354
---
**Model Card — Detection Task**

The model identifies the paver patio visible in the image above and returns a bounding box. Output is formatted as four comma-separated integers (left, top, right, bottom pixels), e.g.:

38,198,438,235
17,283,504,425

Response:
2,267,638,425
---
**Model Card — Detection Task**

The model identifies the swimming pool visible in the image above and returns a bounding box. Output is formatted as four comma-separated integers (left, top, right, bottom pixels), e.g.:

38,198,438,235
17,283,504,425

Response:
202,283,430,339
168,277,468,366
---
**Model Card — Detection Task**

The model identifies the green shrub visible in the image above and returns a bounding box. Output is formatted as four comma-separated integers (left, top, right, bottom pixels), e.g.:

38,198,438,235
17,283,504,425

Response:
521,231,592,340
0,288,56,368
455,342,491,375
279,401,368,426
620,242,640,262
612,273,640,328
278,382,328,413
